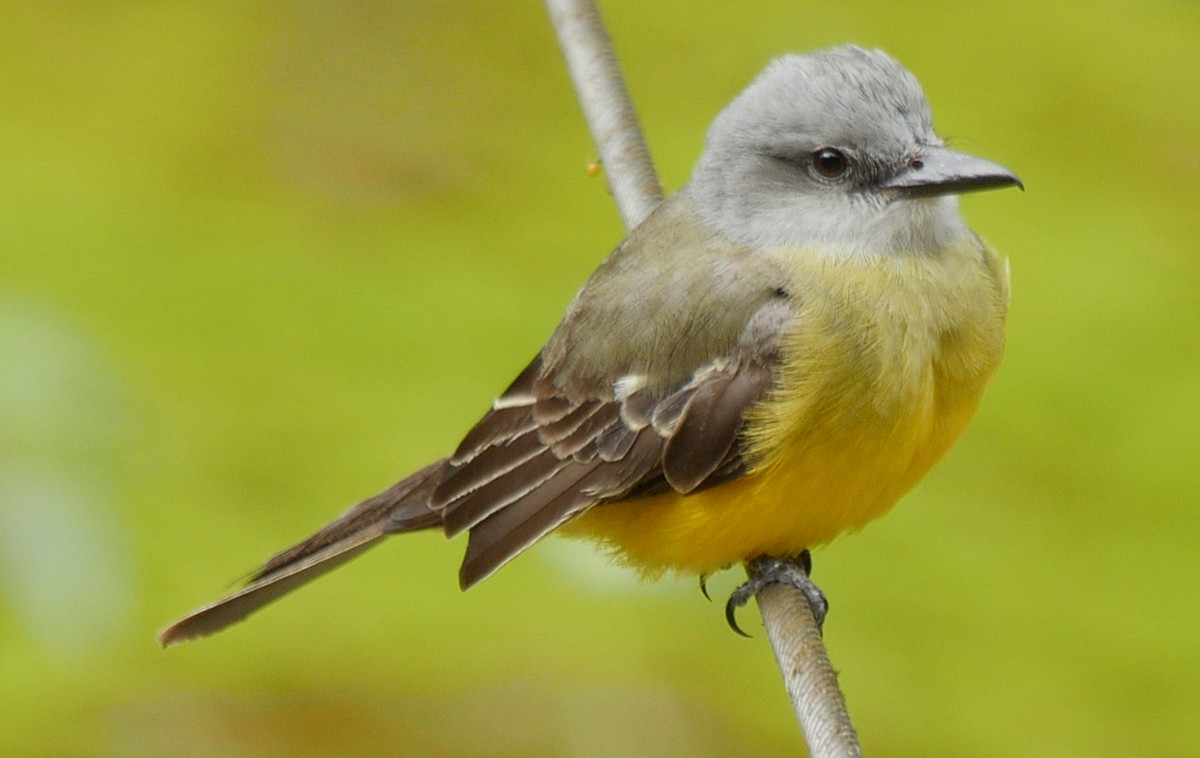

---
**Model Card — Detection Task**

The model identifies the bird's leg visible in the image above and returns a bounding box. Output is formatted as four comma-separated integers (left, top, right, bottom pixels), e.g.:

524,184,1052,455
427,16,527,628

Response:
725,551,828,637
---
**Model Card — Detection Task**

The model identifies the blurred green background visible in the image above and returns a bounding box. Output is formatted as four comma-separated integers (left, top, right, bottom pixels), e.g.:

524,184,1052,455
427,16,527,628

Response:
1,1,1197,755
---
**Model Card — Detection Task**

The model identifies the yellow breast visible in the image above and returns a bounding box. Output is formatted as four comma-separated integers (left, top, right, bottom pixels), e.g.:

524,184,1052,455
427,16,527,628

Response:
565,236,1009,576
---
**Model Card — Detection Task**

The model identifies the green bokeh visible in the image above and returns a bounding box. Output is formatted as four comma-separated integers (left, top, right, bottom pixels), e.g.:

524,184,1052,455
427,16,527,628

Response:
1,2,1197,755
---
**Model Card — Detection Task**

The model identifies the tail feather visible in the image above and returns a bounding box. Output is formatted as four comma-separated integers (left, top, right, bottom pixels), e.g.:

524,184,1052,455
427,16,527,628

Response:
253,461,445,582
158,460,446,647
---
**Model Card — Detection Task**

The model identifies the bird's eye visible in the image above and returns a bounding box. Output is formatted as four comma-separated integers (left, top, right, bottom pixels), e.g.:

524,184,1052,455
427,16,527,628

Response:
812,148,849,178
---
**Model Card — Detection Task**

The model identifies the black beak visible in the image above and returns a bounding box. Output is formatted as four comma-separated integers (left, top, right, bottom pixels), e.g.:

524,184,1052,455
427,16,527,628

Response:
882,147,1022,197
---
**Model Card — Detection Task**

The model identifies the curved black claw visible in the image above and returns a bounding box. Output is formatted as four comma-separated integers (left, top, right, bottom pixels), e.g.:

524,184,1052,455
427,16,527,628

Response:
724,551,828,638
699,574,712,602
797,549,813,576
725,581,757,637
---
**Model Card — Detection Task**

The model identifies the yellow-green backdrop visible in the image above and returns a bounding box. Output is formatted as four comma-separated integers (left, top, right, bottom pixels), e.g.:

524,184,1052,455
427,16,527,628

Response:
2,2,1197,756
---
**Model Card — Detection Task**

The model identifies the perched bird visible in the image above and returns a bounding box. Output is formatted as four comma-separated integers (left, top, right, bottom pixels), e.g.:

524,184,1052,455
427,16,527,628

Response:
160,45,1020,646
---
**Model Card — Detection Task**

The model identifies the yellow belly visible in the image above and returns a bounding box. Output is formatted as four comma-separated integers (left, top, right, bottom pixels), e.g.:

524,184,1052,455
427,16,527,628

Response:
562,239,1008,576
563,364,985,574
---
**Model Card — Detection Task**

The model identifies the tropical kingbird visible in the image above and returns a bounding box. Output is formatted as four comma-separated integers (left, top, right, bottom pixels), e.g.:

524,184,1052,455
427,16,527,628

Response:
160,45,1020,646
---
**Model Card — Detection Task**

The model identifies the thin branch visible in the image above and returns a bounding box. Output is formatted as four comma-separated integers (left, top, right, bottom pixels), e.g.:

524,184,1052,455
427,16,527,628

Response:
754,561,863,757
543,2,862,754
544,0,663,229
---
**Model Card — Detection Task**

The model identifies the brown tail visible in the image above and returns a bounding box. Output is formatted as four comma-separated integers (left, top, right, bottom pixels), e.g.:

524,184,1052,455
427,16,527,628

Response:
158,460,446,647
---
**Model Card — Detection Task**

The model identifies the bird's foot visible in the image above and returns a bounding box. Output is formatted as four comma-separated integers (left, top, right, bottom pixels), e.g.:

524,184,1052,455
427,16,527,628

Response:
725,551,828,637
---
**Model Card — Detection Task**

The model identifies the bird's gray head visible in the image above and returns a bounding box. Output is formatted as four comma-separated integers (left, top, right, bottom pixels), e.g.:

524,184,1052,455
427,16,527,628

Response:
689,46,1020,256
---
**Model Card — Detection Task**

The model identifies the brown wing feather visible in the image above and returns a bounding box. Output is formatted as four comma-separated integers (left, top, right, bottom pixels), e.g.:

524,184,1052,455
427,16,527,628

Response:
586,426,665,496
440,449,572,537
552,403,622,460
450,406,538,466
662,362,773,493
433,427,546,510
450,355,542,465
440,348,777,587
537,399,603,446
459,459,607,587
594,422,639,462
